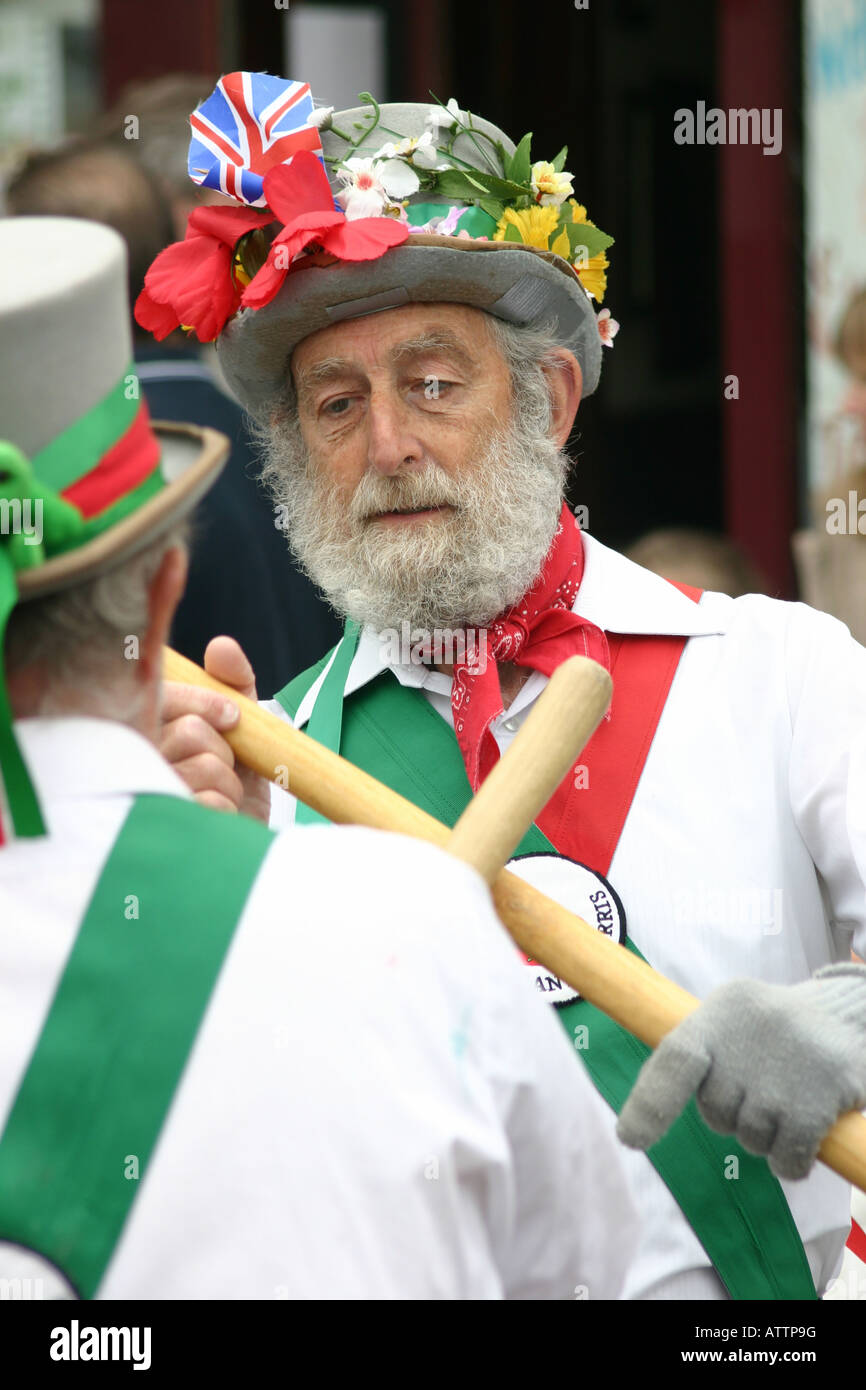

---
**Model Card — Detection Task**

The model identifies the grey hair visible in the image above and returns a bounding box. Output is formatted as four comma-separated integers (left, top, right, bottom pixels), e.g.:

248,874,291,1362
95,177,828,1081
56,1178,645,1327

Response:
482,314,564,437
5,524,189,720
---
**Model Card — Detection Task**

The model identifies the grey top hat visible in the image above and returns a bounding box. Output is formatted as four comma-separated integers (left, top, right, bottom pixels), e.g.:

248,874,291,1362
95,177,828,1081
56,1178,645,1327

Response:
0,216,228,600
217,99,605,420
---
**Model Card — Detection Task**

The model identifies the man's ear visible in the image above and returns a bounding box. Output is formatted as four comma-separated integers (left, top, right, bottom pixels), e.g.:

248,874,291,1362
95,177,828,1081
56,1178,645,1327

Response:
542,349,583,448
139,545,188,687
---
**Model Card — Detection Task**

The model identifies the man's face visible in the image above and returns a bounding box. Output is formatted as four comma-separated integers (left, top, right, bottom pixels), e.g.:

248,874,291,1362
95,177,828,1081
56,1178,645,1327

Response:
261,302,571,633
291,302,515,521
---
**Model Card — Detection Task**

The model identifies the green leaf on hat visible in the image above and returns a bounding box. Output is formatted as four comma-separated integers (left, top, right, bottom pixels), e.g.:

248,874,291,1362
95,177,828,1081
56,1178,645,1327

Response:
434,169,491,200
561,220,615,260
478,198,505,224
503,222,524,244
551,145,569,173
475,173,531,201
435,168,528,202
506,132,533,187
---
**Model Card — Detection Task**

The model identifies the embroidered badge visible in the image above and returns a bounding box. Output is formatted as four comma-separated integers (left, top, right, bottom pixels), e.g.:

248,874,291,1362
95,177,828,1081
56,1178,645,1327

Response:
507,852,626,1007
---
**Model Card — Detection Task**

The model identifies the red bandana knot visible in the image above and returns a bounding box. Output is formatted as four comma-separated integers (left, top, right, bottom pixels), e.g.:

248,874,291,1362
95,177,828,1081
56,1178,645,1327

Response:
452,503,610,791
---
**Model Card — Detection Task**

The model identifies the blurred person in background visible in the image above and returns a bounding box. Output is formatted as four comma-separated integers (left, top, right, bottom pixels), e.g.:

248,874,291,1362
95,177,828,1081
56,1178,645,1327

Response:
792,287,866,645
6,135,340,693
89,73,228,240
625,528,767,599
834,286,866,423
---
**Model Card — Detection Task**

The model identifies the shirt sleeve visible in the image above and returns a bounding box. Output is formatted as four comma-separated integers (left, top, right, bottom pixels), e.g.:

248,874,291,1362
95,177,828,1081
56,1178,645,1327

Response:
785,601,866,960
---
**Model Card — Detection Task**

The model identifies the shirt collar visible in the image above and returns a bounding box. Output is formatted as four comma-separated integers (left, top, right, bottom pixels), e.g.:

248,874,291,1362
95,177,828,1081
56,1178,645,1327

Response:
293,531,729,728
13,717,192,804
574,531,729,637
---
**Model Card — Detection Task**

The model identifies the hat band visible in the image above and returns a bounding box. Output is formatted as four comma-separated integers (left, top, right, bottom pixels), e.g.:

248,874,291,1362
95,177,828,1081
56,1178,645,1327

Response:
62,403,161,523
34,365,162,520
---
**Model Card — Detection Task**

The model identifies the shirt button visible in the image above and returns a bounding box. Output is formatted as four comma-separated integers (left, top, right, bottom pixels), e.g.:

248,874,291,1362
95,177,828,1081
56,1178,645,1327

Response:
502,717,519,733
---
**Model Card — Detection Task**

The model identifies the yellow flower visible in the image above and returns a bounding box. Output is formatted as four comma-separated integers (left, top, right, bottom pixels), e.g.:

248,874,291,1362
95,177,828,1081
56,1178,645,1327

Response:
493,205,560,250
574,254,609,304
549,199,608,304
233,250,251,288
494,201,609,303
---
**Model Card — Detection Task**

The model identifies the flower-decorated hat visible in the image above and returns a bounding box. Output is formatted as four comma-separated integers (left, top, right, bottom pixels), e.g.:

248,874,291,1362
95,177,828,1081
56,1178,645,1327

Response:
0,216,229,844
135,73,619,419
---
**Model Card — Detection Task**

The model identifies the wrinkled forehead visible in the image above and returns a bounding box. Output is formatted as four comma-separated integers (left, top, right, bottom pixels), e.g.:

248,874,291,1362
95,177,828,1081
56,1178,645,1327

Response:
289,301,500,384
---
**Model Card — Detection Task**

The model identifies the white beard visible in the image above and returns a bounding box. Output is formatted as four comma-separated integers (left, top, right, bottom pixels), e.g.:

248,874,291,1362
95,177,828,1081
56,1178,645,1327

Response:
258,412,570,633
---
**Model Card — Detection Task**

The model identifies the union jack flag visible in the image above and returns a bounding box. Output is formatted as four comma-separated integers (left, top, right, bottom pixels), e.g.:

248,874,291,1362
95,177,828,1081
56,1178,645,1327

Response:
188,72,325,207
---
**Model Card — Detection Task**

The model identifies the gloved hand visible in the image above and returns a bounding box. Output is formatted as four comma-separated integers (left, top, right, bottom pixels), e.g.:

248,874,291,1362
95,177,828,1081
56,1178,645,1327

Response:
616,963,866,1179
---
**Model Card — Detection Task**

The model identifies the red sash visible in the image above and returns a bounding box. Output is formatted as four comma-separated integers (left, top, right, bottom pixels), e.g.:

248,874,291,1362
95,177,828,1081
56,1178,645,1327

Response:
848,1218,866,1263
536,580,703,874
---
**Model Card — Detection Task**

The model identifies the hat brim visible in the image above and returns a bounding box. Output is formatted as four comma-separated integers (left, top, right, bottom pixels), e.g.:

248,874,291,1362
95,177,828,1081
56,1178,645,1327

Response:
17,422,229,601
218,235,602,420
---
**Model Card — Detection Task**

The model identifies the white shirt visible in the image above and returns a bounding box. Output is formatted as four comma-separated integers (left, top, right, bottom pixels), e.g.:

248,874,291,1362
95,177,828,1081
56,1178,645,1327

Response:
265,531,866,1299
0,715,639,1300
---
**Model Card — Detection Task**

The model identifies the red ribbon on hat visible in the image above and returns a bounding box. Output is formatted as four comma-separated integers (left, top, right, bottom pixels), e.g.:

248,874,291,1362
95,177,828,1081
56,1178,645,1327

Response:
451,503,610,790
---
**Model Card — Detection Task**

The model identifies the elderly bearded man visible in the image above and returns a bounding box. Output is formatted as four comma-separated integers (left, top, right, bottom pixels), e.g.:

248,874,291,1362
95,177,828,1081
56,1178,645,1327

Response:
147,75,866,1301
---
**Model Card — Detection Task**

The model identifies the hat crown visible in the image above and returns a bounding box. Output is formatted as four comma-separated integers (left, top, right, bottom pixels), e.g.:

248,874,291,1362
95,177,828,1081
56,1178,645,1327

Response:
0,218,131,457
321,101,516,200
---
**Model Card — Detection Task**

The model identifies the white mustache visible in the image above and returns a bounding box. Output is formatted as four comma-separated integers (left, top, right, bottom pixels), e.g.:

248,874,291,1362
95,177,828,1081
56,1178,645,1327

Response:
349,466,462,523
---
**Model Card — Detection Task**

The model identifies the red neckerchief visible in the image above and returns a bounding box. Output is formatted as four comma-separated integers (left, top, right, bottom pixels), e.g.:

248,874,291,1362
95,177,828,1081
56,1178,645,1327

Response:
451,502,610,790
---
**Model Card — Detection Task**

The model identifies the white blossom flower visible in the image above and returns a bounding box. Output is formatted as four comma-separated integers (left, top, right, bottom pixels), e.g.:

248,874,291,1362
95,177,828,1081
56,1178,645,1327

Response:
425,97,468,132
307,105,335,130
371,130,445,172
597,307,620,347
335,158,390,219
410,130,448,169
370,139,400,160
334,155,416,218
377,158,421,197
371,135,414,159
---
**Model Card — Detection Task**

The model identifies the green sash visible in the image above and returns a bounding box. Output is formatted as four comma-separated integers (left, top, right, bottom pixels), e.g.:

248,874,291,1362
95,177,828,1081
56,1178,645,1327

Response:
0,794,275,1297
277,639,817,1300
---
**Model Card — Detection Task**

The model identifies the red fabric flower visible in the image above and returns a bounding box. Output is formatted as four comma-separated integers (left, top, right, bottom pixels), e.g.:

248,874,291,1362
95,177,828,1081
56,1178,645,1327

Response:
134,204,274,342
241,151,409,311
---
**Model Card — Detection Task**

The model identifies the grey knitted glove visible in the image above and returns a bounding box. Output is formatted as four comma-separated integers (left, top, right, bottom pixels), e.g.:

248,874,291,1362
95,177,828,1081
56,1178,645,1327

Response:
616,963,866,1179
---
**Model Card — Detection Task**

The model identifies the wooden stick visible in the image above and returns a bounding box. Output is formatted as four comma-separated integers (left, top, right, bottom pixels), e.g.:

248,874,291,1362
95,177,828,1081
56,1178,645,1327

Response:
447,655,612,883
162,645,866,1194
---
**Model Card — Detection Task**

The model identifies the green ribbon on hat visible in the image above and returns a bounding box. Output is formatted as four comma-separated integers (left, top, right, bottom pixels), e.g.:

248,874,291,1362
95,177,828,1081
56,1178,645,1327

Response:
0,441,86,838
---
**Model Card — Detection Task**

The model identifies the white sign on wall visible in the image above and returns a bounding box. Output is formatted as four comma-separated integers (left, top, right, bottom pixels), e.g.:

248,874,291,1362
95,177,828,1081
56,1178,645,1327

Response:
284,5,386,113
804,0,866,494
